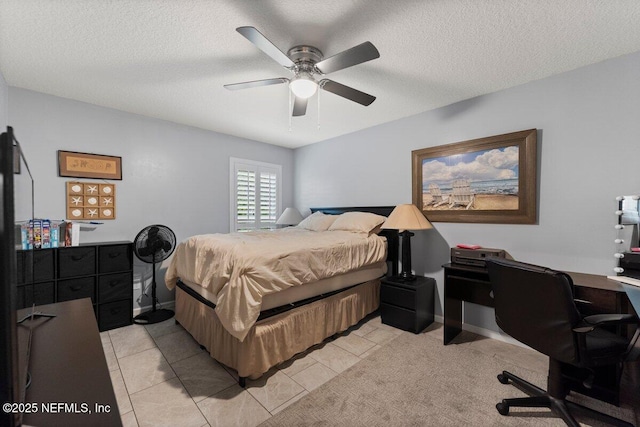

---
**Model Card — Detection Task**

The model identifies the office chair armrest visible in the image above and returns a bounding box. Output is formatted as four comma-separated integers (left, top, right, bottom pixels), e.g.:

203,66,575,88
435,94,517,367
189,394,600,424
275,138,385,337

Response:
574,298,592,312
573,313,638,333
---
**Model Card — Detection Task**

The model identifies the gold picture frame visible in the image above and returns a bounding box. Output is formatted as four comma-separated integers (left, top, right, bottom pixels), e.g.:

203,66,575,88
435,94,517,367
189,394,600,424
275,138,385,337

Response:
412,129,537,224
58,150,122,180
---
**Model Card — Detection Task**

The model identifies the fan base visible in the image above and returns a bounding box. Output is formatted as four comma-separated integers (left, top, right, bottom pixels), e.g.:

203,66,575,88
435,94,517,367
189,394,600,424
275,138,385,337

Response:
133,308,175,325
287,45,323,64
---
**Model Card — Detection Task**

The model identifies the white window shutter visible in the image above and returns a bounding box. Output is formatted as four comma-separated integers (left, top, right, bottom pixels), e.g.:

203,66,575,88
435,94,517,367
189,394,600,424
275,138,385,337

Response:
230,158,281,232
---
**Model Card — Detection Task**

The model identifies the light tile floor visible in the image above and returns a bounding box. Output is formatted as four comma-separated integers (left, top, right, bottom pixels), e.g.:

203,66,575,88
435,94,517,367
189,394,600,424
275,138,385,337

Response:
103,313,405,427
103,315,640,427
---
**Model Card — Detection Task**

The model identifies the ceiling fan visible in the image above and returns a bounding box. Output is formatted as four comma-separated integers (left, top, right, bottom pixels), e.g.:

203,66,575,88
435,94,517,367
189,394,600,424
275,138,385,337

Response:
224,26,380,117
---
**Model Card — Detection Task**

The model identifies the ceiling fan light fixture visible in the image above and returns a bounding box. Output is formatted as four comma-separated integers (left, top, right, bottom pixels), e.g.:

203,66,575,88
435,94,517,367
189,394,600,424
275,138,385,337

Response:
289,73,317,99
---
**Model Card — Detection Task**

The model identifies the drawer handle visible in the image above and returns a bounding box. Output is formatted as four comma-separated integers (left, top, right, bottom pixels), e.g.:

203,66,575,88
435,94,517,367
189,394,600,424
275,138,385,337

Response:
108,252,121,259
110,308,122,315
109,280,122,287
70,285,83,291
71,253,87,261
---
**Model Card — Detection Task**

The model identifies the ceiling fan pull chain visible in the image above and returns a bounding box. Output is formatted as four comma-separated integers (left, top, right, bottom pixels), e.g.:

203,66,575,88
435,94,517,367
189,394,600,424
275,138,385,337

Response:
317,88,321,130
288,89,292,131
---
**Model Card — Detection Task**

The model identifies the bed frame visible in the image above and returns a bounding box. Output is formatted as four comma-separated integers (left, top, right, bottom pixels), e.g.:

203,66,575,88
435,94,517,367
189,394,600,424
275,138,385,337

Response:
175,206,399,386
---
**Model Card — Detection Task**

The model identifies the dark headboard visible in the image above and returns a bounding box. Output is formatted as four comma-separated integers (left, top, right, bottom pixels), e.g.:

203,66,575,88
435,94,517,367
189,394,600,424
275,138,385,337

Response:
310,206,395,217
310,206,399,276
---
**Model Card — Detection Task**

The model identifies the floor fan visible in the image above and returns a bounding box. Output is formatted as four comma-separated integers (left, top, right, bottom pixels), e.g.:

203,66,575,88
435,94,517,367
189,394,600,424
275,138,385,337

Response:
133,224,176,324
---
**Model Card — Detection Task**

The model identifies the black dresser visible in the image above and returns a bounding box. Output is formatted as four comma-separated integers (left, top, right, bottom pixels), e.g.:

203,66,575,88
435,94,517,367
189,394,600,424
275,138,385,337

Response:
16,241,133,331
380,276,435,333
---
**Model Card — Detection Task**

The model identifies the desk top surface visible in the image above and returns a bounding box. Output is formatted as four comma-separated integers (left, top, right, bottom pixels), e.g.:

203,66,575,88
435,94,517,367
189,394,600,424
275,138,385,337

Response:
443,262,626,293
17,298,121,426
565,271,626,293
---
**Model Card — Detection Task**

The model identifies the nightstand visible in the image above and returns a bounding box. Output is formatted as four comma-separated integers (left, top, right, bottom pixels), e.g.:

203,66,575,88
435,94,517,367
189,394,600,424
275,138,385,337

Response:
380,276,435,333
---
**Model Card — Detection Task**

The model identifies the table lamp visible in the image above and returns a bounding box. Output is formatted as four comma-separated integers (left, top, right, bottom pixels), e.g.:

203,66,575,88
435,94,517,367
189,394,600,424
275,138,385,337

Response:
276,207,303,226
382,204,433,281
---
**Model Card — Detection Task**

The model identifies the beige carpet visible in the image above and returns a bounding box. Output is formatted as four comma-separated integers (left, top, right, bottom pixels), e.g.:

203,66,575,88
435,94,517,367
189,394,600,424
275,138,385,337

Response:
260,326,638,427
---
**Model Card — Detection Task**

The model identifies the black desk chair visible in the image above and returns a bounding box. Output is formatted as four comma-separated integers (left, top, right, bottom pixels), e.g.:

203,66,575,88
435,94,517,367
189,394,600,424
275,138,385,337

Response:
486,258,638,427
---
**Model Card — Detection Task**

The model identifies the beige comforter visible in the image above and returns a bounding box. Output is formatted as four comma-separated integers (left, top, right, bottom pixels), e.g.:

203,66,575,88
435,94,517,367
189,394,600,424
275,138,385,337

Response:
165,228,387,341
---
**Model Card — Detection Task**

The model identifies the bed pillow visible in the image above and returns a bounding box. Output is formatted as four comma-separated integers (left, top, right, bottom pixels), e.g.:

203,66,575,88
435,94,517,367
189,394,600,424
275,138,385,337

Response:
297,212,338,231
327,212,387,234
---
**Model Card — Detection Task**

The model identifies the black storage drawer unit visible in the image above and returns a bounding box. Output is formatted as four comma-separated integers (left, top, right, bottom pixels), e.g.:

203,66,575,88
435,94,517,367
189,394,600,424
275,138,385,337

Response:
17,241,133,331
99,272,132,303
58,246,96,278
57,277,96,302
17,249,55,284
99,244,133,274
17,282,55,308
99,300,132,331
380,276,435,333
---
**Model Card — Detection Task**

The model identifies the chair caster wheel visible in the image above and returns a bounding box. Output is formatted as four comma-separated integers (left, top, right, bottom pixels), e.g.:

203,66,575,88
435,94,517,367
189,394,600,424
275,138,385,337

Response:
497,373,509,384
496,401,509,416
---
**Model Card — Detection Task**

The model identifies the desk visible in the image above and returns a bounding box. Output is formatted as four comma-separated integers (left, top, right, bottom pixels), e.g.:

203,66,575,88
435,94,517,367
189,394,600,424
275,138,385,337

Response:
443,263,634,345
18,298,122,427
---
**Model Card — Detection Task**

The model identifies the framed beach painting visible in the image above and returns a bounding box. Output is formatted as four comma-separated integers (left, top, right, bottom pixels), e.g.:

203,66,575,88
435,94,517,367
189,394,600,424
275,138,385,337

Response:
412,129,537,224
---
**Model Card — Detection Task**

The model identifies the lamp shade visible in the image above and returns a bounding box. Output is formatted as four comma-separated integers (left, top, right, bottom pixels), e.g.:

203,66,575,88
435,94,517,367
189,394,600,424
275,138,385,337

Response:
276,207,303,225
382,204,433,231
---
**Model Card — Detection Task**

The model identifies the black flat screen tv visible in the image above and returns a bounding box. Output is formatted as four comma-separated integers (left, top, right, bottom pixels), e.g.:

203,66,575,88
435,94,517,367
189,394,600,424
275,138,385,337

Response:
1,126,32,427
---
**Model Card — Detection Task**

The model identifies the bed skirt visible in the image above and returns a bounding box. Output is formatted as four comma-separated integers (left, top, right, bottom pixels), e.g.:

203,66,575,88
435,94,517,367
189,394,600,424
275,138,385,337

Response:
175,278,381,379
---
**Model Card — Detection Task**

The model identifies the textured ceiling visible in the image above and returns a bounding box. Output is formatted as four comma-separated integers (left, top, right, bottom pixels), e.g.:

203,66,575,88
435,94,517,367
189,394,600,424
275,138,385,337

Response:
1,1,640,148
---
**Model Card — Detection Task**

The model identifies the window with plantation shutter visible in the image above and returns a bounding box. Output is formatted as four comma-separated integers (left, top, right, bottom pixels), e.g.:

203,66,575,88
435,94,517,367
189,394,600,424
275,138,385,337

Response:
230,158,281,232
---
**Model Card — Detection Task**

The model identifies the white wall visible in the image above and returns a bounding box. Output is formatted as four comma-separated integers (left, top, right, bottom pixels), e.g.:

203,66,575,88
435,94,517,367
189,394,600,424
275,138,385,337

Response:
8,88,295,308
294,51,640,334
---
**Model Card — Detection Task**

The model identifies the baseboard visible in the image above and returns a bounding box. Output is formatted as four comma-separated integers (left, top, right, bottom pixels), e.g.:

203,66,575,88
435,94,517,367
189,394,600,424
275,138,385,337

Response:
133,300,176,317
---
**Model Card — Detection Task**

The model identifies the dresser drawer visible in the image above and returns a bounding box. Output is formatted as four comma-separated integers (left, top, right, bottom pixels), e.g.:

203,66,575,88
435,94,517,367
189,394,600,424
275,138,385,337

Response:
99,300,132,331
58,246,96,278
99,272,132,303
57,277,96,302
381,282,417,310
17,249,55,284
17,282,55,309
99,244,133,274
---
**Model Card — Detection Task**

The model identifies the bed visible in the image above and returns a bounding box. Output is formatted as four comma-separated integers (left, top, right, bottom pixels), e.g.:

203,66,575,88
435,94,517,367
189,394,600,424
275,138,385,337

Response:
164,206,398,385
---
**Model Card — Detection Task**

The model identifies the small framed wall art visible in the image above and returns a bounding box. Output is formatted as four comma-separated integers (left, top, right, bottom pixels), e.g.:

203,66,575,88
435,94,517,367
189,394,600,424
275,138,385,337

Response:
58,150,122,180
66,181,116,220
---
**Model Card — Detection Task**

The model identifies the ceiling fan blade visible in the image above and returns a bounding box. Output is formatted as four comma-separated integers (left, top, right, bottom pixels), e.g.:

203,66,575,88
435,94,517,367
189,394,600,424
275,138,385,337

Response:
236,26,295,68
224,78,288,91
320,79,376,106
315,41,380,74
292,96,308,116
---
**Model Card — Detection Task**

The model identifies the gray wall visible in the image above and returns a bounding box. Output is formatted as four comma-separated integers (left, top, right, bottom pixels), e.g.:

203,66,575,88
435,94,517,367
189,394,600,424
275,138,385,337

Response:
294,51,640,336
8,88,294,310
0,70,7,128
